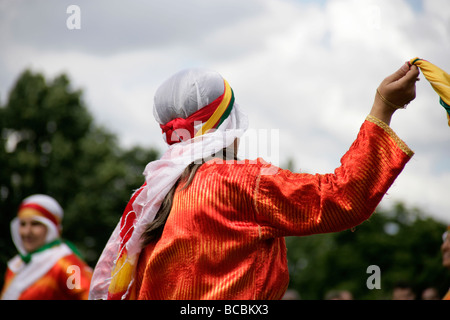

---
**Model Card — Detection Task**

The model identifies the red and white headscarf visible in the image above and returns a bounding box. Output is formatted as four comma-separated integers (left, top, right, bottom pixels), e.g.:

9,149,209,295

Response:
89,68,248,300
3,194,72,300
11,194,64,256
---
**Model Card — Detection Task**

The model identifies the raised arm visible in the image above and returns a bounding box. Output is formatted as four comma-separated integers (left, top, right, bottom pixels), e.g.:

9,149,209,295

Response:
253,62,417,238
370,62,419,125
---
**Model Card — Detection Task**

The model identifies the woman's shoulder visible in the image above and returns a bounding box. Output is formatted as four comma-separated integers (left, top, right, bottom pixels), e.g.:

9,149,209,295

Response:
199,157,281,179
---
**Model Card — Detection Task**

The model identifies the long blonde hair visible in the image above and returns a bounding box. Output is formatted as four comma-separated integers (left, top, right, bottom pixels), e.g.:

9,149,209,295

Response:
140,148,237,247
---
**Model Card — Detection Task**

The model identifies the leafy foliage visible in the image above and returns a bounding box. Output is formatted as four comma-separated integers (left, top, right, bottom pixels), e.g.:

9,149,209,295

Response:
285,203,449,299
0,70,159,277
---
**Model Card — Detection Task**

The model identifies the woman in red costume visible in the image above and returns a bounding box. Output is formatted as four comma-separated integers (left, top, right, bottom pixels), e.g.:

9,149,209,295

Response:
90,63,419,300
1,194,92,300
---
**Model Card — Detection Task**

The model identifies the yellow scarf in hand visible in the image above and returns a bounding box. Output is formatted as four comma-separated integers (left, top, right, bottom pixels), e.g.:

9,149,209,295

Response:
410,57,450,126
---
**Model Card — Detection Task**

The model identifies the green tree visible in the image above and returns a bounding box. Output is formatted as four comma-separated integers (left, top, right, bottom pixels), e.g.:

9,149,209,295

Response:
0,70,159,280
286,203,449,299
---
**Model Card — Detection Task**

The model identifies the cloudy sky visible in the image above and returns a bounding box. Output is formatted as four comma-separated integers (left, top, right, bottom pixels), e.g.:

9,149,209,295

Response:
1,0,449,224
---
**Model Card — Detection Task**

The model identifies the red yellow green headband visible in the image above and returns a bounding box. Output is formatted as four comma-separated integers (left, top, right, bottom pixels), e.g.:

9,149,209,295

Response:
160,79,234,145
18,203,61,228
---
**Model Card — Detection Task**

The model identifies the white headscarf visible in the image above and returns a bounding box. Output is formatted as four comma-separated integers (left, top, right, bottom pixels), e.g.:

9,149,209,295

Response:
89,68,248,300
10,194,64,256
2,194,72,300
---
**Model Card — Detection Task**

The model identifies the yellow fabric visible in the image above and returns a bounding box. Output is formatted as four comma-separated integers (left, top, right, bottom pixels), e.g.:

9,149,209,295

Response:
107,252,136,300
410,57,450,126
18,208,46,220
195,79,233,137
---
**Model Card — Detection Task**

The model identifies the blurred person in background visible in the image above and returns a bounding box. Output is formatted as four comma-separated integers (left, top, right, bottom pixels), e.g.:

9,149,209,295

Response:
282,288,301,300
392,281,416,300
421,287,440,300
442,226,450,300
324,289,354,300
1,194,92,300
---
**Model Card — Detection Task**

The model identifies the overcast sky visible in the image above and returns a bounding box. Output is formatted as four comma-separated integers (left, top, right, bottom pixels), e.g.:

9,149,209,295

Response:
1,0,449,224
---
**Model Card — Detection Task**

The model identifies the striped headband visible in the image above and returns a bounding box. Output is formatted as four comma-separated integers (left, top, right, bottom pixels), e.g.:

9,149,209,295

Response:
159,79,235,145
18,203,61,229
